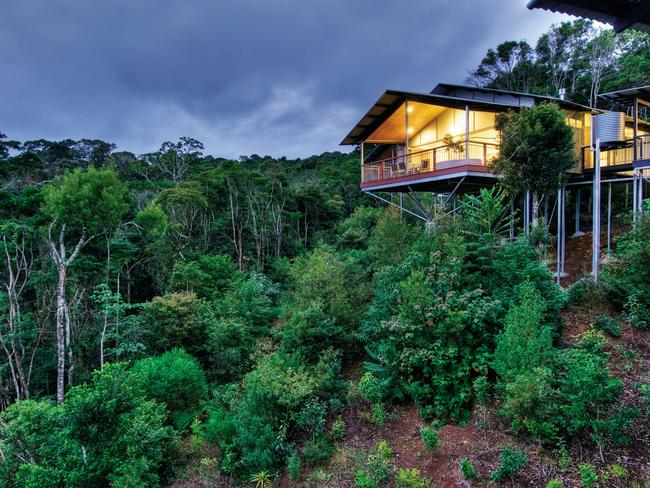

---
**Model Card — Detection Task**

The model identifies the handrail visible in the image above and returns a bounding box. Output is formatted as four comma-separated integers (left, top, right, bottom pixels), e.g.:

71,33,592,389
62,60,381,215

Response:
361,140,498,184
363,140,499,166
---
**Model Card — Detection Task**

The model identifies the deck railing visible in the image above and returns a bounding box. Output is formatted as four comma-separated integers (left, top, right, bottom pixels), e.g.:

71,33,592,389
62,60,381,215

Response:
582,135,650,170
361,141,499,184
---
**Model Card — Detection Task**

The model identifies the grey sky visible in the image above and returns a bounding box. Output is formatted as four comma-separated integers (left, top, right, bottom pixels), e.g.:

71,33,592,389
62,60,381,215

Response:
1,0,572,158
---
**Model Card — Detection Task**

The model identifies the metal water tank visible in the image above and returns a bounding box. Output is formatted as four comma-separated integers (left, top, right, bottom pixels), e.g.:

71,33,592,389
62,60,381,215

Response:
592,112,625,148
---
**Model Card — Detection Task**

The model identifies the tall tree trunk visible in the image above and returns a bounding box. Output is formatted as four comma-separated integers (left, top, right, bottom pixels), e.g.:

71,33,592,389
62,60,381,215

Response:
48,224,89,405
532,192,540,228
55,265,66,405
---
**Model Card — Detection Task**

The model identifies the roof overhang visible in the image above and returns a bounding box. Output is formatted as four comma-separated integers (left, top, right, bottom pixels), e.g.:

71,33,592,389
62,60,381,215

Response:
527,0,650,33
341,87,593,146
600,85,650,102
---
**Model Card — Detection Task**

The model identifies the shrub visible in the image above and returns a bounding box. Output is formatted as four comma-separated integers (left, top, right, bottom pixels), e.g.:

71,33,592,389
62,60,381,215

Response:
251,470,274,488
459,458,476,480
370,403,387,427
301,434,333,465
607,463,627,479
130,349,208,430
363,231,500,421
359,372,383,403
490,446,528,482
297,400,327,436
419,426,440,452
546,480,564,488
287,452,301,480
500,367,560,444
579,463,597,488
330,417,346,440
493,282,553,383
576,329,608,354
141,292,204,356
624,293,650,330
593,315,621,338
395,467,431,488
354,441,394,488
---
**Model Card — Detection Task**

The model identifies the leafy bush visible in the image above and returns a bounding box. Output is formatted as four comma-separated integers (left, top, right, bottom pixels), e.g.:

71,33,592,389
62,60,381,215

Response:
493,282,553,383
579,463,597,488
130,349,208,430
576,329,608,354
490,446,528,482
395,467,431,488
419,426,440,452
593,315,621,338
330,417,346,440
459,458,476,480
287,452,301,480
354,441,394,488
359,372,383,403
370,403,387,427
141,292,204,356
363,231,499,420
169,253,242,299
546,479,564,488
206,350,345,479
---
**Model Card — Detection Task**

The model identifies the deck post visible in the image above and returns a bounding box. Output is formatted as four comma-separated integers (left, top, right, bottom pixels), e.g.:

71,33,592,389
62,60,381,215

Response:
464,105,469,161
556,187,567,284
633,96,638,162
607,182,612,253
509,200,515,242
633,169,639,224
592,139,601,283
638,169,644,214
572,188,584,237
360,142,364,182
405,101,409,176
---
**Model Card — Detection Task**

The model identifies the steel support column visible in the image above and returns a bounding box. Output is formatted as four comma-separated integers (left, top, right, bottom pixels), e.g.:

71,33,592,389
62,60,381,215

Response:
592,140,601,282
572,188,585,237
607,183,612,253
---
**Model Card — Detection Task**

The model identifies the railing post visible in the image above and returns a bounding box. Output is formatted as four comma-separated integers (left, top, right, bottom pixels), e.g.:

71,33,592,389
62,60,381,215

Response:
483,143,487,165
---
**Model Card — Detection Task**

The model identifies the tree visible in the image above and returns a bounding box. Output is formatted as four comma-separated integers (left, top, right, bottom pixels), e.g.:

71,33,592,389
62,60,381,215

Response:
42,167,128,403
587,29,617,108
141,137,204,181
468,41,536,93
0,132,20,159
0,223,37,401
492,103,577,226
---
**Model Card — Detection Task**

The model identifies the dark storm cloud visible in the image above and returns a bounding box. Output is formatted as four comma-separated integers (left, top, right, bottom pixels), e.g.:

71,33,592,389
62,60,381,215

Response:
1,0,568,158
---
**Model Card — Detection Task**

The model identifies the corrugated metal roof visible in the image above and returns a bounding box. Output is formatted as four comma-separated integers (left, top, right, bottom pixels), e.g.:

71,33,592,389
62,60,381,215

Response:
600,85,650,101
527,0,650,33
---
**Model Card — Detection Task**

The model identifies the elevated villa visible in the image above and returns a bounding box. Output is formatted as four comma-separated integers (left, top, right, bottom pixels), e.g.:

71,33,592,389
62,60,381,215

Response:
341,83,650,194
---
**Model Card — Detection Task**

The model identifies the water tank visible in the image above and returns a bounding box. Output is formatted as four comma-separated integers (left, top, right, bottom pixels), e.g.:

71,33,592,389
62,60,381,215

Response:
592,112,625,148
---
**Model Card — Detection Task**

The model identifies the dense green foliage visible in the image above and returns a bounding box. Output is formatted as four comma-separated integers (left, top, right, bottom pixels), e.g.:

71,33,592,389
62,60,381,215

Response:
469,20,649,106
0,21,648,484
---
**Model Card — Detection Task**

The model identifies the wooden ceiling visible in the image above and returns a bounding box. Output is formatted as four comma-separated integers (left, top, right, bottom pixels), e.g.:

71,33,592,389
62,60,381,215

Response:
366,102,446,143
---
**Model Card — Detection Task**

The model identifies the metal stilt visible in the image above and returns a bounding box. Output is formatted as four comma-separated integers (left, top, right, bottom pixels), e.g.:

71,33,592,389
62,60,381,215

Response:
592,140,601,283
571,188,585,238
607,183,612,253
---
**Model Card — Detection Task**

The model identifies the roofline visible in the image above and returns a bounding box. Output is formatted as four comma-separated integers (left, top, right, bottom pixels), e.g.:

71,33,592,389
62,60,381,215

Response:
341,87,594,146
600,85,650,99
432,83,592,109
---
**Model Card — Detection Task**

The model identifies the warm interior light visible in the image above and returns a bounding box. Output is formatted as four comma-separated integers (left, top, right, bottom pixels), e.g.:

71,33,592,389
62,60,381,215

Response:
408,127,414,134
407,105,414,113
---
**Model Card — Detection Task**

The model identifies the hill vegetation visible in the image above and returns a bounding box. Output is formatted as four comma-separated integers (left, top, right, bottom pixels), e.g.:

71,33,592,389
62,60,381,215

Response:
0,19,649,488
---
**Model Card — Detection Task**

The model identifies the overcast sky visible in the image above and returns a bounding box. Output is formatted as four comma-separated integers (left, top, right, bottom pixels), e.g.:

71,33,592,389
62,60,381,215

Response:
1,0,574,159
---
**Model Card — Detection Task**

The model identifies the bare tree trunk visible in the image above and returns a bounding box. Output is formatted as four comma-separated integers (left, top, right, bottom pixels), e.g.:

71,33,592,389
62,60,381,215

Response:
55,264,66,405
1,234,33,401
532,192,540,228
48,224,89,405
